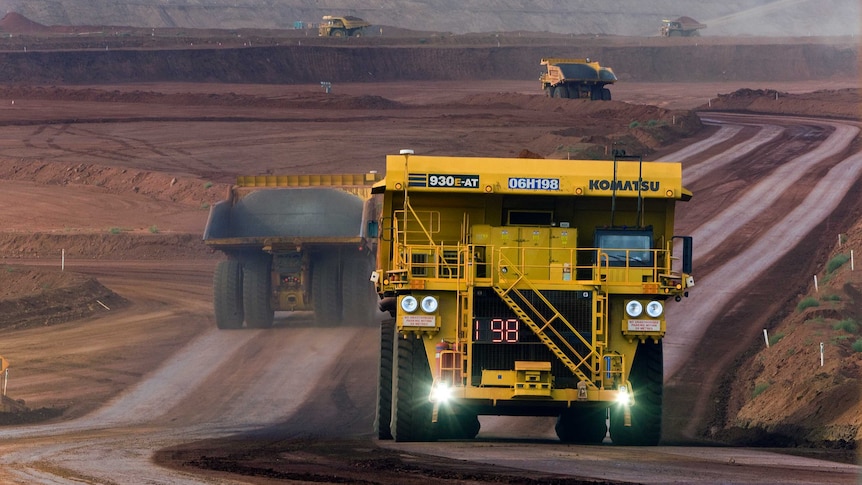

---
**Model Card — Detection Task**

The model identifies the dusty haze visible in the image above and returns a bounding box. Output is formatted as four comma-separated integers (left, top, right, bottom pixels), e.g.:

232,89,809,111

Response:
0,0,858,36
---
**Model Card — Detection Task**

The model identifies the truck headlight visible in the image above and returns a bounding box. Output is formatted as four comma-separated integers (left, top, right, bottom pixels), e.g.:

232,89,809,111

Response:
625,300,643,317
617,385,630,405
430,382,451,402
645,300,663,318
400,295,418,313
421,296,438,313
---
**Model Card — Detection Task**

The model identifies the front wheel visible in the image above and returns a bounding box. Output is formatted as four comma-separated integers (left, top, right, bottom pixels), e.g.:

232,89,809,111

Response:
376,318,395,440
391,334,435,442
436,409,480,440
556,406,608,444
609,340,663,445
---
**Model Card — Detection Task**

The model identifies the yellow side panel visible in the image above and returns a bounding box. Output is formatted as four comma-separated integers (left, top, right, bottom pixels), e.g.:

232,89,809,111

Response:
481,370,516,387
550,227,577,280
520,227,549,280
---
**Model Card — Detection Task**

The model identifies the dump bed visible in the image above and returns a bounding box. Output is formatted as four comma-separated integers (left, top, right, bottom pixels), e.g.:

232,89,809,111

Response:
541,58,617,84
203,173,380,251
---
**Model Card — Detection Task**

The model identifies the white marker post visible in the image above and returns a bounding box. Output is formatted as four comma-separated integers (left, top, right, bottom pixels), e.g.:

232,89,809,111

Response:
813,274,818,292
61,249,65,271
763,329,770,348
820,342,824,367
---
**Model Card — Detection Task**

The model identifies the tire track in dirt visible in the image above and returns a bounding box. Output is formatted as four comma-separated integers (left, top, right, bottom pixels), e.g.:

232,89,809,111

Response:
684,120,856,259
661,113,862,441
676,122,784,185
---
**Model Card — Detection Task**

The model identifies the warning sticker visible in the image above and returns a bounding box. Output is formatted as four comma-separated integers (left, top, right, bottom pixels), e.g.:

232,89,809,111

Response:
402,315,437,327
627,319,661,332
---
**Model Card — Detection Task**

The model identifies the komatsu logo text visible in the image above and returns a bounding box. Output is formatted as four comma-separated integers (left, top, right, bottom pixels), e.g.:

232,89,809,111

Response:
589,179,660,192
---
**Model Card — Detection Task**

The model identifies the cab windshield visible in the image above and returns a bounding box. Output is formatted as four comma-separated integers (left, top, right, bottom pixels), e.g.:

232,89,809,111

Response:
595,229,653,267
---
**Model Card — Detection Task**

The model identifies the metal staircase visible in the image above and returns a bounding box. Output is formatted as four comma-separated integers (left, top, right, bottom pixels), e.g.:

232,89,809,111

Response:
492,258,598,389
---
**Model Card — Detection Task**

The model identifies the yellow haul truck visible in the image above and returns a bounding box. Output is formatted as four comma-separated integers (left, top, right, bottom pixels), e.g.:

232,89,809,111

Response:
203,173,381,328
319,15,371,37
373,152,694,444
540,58,617,100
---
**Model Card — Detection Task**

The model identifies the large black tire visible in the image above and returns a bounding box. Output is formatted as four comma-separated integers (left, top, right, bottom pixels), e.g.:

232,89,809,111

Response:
242,256,274,329
312,253,342,325
392,334,435,442
553,85,569,99
602,88,612,101
332,29,346,37
341,253,377,326
436,409,481,440
556,406,608,444
376,318,395,440
544,85,554,98
590,87,602,101
609,340,663,445
213,259,243,329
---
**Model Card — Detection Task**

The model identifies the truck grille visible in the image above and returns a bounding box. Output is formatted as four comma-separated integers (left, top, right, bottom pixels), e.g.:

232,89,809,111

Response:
471,288,593,388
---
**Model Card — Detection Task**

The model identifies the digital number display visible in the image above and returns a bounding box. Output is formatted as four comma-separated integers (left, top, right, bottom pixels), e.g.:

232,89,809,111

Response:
474,318,521,343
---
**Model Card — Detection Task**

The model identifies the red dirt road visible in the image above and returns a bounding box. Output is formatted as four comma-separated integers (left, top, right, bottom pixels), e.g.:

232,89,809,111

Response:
0,79,859,483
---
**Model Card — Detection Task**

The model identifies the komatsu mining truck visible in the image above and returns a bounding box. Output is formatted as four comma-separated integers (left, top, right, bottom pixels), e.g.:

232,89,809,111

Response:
318,15,371,37
540,58,617,101
203,173,381,328
373,151,694,444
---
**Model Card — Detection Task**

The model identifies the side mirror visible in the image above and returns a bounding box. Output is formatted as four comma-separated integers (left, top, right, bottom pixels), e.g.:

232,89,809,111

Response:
674,236,693,274
367,220,379,238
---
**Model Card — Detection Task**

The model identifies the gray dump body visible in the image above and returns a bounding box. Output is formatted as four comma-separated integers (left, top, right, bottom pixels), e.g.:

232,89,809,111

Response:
557,63,617,83
204,187,369,251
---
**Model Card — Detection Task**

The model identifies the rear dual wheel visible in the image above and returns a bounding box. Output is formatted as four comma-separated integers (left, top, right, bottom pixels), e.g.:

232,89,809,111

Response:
312,254,342,325
553,85,569,99
242,256,274,329
313,252,377,326
213,259,243,329
213,256,275,329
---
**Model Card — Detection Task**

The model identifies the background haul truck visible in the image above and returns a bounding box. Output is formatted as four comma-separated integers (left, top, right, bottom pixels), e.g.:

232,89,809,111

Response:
373,152,694,444
203,173,380,328
540,58,617,100
318,15,371,37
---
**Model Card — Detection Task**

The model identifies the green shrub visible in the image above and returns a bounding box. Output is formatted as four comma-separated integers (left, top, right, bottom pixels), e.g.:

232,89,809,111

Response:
826,254,849,274
108,227,123,235
628,121,640,128
796,297,819,312
821,294,841,302
201,203,210,210
753,382,770,398
148,225,159,234
852,339,862,353
204,181,213,189
833,319,859,334
768,332,785,346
